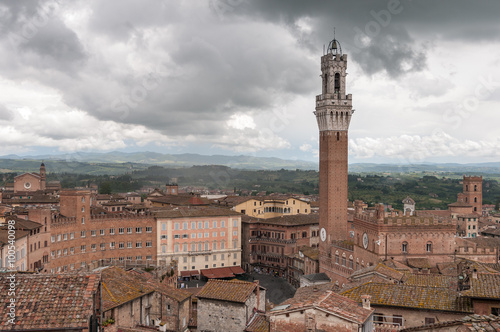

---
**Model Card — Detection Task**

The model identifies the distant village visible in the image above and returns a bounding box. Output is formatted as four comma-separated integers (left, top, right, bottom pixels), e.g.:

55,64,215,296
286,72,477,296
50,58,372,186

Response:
2,38,500,332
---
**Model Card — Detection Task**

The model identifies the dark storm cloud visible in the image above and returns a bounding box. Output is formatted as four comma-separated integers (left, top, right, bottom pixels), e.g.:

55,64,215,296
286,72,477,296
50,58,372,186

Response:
237,0,500,77
2,0,500,145
0,1,86,73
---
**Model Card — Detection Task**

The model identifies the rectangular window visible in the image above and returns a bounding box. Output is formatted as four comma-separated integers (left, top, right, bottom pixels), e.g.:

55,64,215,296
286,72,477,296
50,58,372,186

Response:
162,245,166,253
221,254,225,260
81,217,85,224
70,233,74,239
127,227,132,234
182,234,189,238
146,256,152,260
146,227,152,233
183,244,188,252
233,240,238,248
136,242,142,248
393,315,403,327
100,243,105,250
175,223,179,230
198,222,203,229
63,249,68,256
233,231,237,236
191,233,196,238
425,318,435,325
221,221,225,228
213,221,217,228
205,221,209,229
110,228,115,235
213,232,217,237
205,232,209,238
91,230,96,237
100,229,105,236
81,231,86,238
161,235,167,240
136,256,142,260
70,247,74,255
191,222,196,229
198,233,202,238
57,234,61,241
127,242,132,248
174,234,180,239
162,223,166,231
110,242,115,249
80,246,86,253
191,243,196,251
213,254,217,260
174,244,179,252
119,242,124,249
91,244,96,251
136,227,142,233
183,222,188,230
221,231,225,237
119,228,124,234
146,241,152,248
51,235,55,243
233,219,238,227
213,242,217,250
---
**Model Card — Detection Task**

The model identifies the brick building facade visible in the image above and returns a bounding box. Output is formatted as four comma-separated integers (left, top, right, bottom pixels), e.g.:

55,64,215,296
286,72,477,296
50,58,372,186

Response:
241,214,319,276
49,190,157,272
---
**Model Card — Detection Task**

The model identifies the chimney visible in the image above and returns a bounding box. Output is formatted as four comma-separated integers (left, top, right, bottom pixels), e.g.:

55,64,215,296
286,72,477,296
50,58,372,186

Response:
361,294,371,309
472,268,478,279
255,280,260,311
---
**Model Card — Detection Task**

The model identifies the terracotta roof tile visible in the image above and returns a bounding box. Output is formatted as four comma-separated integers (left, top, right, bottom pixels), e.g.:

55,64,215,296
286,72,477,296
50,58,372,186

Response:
197,279,258,303
461,273,500,299
245,311,269,332
341,282,473,313
274,284,373,325
0,273,99,330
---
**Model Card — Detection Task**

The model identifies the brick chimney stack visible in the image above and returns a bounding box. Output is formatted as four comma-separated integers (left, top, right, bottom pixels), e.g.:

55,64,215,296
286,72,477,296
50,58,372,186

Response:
361,294,371,309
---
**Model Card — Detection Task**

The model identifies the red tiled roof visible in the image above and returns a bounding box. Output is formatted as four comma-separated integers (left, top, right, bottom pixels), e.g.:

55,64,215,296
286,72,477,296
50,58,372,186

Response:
0,273,99,330
245,311,269,332
273,285,373,325
200,266,245,279
197,279,258,303
341,282,473,313
461,273,500,299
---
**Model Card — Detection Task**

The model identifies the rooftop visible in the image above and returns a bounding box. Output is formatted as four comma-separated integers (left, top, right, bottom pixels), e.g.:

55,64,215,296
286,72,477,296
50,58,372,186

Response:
197,279,259,303
273,284,373,325
341,282,472,313
0,273,99,330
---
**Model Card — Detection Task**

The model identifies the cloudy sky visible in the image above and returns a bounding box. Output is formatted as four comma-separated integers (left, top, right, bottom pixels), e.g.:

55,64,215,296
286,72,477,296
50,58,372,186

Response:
1,0,500,164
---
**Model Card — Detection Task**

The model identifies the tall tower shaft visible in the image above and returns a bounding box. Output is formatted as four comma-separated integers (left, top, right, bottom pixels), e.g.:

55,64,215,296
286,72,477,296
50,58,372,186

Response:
315,40,353,269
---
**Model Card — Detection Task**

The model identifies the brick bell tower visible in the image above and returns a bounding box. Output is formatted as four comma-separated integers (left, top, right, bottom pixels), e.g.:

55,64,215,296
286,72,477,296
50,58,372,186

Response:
315,38,353,275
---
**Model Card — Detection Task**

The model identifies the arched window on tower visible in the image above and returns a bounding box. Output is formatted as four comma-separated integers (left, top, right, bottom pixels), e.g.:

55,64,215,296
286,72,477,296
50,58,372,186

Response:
337,132,340,141
474,197,477,203
466,185,469,192
334,73,340,93
474,185,477,191
324,74,328,94
426,241,432,253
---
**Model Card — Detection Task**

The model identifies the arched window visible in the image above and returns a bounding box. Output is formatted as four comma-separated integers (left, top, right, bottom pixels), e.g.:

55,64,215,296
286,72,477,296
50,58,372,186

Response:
474,185,477,191
324,74,328,93
474,197,477,203
426,242,432,252
402,242,408,253
337,132,340,141
335,251,339,264
466,185,469,192
334,73,340,92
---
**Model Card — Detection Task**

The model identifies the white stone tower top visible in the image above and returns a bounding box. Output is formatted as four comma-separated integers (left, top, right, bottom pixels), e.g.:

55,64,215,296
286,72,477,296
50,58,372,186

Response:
314,38,353,132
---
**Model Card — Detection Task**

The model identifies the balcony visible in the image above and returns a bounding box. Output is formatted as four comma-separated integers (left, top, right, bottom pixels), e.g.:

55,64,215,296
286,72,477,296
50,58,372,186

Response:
187,250,212,256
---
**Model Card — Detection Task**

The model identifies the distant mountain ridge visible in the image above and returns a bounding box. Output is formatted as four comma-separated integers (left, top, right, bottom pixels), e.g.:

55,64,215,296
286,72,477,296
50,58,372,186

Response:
1,152,500,175
0,151,319,171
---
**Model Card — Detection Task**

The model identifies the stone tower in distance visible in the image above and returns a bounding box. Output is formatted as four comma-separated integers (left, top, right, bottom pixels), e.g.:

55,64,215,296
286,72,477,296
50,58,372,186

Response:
315,38,353,276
